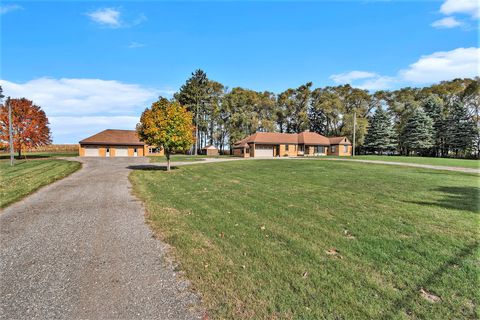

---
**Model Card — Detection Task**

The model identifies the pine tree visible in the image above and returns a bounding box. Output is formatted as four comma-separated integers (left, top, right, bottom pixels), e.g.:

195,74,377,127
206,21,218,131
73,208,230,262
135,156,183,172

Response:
364,107,396,154
401,108,434,155
446,101,477,157
422,95,446,156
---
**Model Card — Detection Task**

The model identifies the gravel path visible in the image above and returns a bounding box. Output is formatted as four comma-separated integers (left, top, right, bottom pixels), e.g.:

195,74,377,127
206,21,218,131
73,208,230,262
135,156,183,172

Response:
0,157,202,320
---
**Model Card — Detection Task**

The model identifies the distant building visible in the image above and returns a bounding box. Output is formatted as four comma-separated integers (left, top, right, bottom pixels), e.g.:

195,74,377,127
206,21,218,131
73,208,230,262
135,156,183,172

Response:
233,131,351,158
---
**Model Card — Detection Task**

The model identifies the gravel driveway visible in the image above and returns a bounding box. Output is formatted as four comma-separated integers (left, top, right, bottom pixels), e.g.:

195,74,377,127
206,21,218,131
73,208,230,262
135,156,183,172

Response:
0,157,201,319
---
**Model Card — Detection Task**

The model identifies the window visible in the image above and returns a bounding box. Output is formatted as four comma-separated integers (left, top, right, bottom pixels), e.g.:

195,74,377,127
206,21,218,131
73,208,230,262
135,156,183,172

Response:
331,146,336,153
315,146,324,154
149,147,160,154
285,144,289,151
299,145,304,152
344,145,348,153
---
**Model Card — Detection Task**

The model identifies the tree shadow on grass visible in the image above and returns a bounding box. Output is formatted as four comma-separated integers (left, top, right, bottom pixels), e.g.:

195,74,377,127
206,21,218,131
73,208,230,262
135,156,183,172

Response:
384,241,478,318
409,186,479,213
127,164,179,171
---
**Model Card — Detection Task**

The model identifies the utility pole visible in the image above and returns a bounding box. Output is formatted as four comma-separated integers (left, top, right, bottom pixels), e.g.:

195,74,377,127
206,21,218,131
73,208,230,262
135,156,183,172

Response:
352,110,356,157
7,97,14,166
194,95,199,156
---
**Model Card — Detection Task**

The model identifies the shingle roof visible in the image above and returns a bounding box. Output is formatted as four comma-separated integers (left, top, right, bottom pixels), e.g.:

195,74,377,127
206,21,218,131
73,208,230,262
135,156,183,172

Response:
298,131,331,145
234,131,340,147
79,129,144,146
329,137,351,145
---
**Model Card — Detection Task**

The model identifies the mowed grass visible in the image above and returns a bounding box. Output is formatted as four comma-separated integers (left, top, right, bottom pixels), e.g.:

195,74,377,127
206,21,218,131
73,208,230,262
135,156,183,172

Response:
130,160,479,319
0,151,79,160
350,155,479,169
149,154,232,163
0,160,81,208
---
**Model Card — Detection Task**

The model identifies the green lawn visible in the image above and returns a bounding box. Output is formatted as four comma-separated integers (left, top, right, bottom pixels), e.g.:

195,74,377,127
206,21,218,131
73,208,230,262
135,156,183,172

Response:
130,160,479,319
0,151,79,160
348,155,480,169
149,154,232,162
0,159,81,208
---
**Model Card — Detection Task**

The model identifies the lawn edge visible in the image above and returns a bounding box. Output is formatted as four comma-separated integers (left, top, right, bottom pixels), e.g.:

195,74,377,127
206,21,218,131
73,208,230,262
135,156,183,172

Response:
0,159,82,210
127,170,208,317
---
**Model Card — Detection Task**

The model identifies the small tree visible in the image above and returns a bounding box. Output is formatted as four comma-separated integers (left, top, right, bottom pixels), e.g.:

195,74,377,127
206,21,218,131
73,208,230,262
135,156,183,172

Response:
400,107,434,155
137,97,195,171
422,94,446,157
0,98,52,157
364,107,396,154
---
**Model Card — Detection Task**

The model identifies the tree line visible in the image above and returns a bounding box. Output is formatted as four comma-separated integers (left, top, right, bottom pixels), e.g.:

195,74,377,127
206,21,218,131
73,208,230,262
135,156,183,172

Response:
173,70,479,158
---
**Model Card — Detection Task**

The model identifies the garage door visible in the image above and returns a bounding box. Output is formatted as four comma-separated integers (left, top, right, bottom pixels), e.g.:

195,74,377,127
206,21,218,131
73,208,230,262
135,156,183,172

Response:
255,145,273,157
84,146,99,157
115,147,129,157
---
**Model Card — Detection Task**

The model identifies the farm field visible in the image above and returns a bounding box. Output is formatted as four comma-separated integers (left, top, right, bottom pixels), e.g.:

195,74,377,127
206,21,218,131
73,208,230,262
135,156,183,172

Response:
130,160,479,319
348,155,480,169
0,159,81,208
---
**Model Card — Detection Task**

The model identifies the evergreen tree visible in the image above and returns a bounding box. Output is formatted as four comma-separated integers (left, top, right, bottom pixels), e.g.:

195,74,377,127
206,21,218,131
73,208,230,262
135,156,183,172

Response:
446,101,477,157
364,107,396,154
401,108,434,155
422,95,446,156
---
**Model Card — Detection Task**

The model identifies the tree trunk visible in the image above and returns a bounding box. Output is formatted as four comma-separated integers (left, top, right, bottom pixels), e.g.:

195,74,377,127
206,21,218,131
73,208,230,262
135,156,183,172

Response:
18,149,21,158
166,153,171,171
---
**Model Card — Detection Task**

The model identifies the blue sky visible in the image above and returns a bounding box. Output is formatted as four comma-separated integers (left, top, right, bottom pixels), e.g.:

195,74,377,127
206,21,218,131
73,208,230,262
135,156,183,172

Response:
1,0,479,143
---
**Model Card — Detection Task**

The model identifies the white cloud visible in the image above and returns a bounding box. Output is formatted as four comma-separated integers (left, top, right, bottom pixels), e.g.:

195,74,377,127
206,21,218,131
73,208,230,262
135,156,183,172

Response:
431,16,463,29
0,77,177,143
49,116,140,143
0,78,161,116
330,71,396,91
400,47,480,83
128,41,145,48
440,0,479,19
330,71,378,84
86,8,146,28
87,8,122,28
0,4,22,15
330,47,480,90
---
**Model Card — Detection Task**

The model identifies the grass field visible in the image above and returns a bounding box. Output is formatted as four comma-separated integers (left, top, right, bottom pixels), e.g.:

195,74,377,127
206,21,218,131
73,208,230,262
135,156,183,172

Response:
149,154,232,162
350,155,479,169
0,160,81,208
0,151,78,160
130,160,479,319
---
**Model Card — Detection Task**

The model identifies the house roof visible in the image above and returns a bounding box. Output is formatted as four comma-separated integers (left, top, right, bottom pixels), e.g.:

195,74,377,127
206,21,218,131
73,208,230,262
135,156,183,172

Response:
202,145,218,150
234,131,341,147
298,131,331,145
79,129,145,146
329,137,352,145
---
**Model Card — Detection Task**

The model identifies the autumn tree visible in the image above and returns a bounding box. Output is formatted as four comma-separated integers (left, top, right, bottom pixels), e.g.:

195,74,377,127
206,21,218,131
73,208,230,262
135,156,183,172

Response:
137,97,195,171
0,98,52,157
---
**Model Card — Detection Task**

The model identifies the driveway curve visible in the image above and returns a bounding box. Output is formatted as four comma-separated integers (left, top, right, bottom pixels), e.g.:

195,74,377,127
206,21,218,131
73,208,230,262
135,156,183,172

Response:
0,157,201,319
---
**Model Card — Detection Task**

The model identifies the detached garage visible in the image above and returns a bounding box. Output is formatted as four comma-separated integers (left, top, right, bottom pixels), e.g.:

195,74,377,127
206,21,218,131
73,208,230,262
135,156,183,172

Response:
79,129,162,157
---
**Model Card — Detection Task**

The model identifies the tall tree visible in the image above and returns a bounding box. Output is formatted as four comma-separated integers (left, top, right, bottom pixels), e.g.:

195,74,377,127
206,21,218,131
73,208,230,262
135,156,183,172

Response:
137,98,195,171
422,95,446,157
0,98,52,157
174,69,211,152
278,83,312,133
400,107,434,155
445,101,477,157
364,107,396,154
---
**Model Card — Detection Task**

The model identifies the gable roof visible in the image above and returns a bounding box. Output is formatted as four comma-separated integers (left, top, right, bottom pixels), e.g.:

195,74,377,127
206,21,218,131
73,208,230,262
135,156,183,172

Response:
79,129,144,146
234,131,337,147
202,145,218,150
329,136,351,145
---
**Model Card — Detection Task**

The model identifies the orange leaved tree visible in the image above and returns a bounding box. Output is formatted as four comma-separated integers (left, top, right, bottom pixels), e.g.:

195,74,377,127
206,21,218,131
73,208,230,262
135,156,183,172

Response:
0,98,52,157
137,97,195,171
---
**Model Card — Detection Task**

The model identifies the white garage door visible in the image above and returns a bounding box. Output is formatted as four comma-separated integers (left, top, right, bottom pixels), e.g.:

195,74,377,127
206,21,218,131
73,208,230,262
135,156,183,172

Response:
115,147,129,157
255,145,273,157
84,146,99,157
